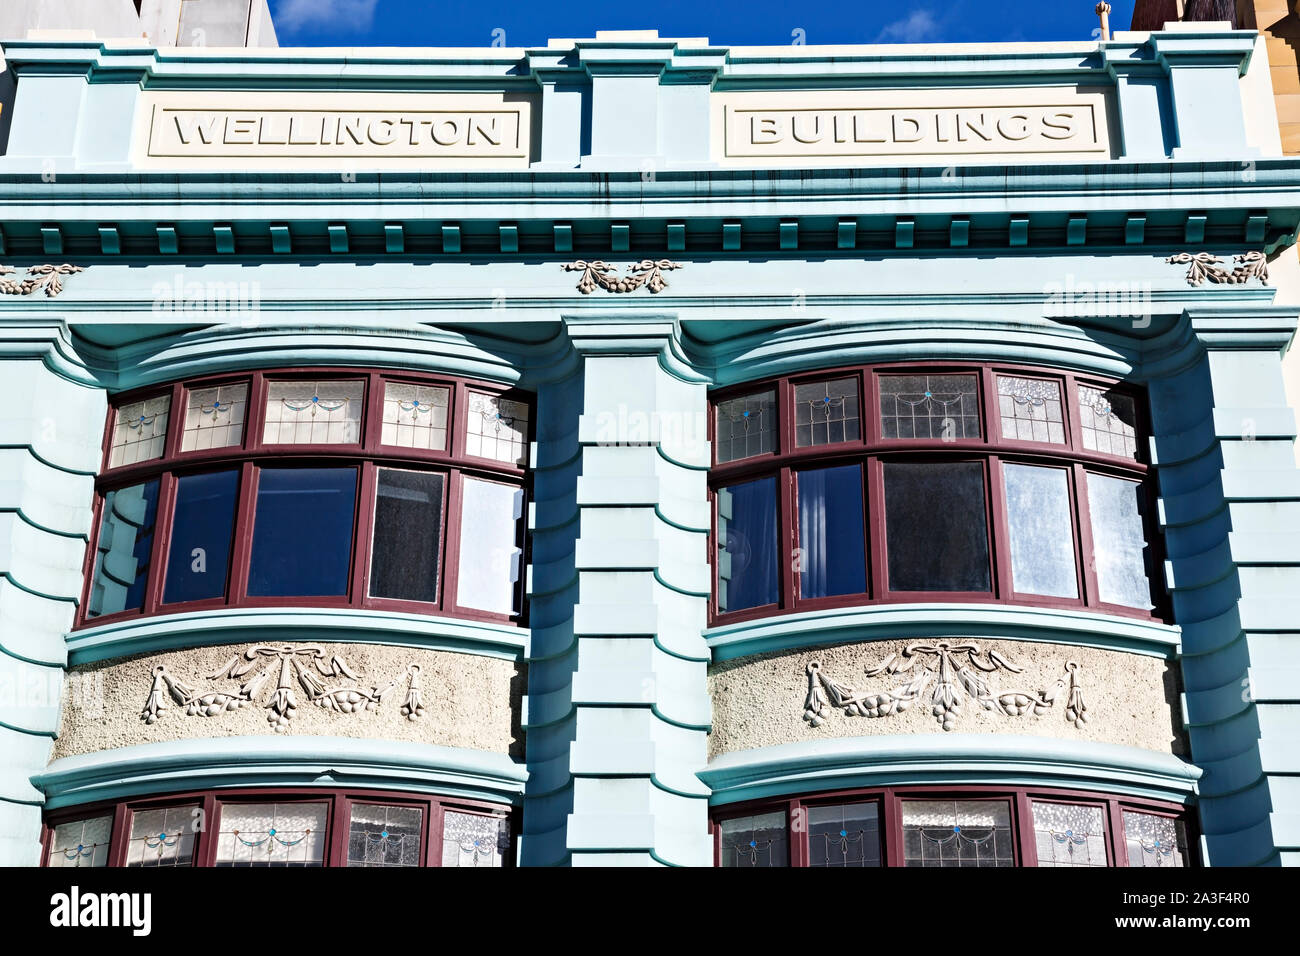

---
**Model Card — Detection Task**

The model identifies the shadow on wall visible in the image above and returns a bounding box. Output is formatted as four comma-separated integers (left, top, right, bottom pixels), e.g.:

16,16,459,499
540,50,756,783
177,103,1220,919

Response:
0,60,14,155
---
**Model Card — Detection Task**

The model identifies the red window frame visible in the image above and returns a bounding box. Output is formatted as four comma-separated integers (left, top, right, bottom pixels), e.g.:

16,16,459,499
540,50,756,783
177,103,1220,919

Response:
78,368,532,629
708,361,1166,626
39,787,516,868
709,784,1197,868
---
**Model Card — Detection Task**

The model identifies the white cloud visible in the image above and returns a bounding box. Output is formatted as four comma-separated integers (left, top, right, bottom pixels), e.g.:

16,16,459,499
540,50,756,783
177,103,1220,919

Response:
276,0,379,34
874,10,940,43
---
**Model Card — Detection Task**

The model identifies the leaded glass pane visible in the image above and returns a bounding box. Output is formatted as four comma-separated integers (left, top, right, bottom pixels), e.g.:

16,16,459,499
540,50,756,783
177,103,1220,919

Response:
214,802,328,866
87,479,161,618
47,815,112,868
998,375,1065,444
1123,812,1188,868
348,804,423,868
901,800,1014,867
718,811,788,867
456,478,524,615
716,477,779,612
465,392,529,466
126,806,198,867
715,389,776,463
1032,802,1108,867
808,803,881,868
1003,463,1078,598
381,382,450,451
1087,473,1154,610
1078,384,1139,459
879,373,981,440
441,811,509,867
883,461,991,592
794,377,860,447
109,394,171,468
263,380,364,445
181,383,247,452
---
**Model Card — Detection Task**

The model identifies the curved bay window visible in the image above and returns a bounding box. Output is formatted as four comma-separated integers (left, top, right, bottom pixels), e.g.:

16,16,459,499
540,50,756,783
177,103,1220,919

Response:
81,370,530,627
710,364,1164,624
41,789,514,868
713,787,1195,868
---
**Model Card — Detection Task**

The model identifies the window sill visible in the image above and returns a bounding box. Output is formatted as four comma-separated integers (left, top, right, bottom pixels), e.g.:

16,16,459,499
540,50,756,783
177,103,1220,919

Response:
65,606,529,666
704,602,1180,662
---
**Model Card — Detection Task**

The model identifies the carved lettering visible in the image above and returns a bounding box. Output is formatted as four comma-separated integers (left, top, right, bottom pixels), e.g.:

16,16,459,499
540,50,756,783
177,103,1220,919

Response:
725,100,1107,159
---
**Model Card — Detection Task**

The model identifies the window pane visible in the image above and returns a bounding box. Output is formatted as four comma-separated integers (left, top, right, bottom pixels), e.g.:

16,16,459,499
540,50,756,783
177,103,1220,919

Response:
998,375,1065,444
370,469,445,603
47,815,112,868
181,383,247,452
716,476,779,612
108,394,171,468
348,804,423,868
808,802,881,867
126,806,198,867
456,478,523,614
87,480,161,618
1123,811,1189,868
1079,384,1139,459
715,389,776,463
1032,802,1108,867
466,392,529,466
1003,463,1078,598
214,802,328,866
884,462,990,592
902,800,1014,868
441,811,509,867
794,377,860,447
248,467,357,597
381,382,450,451
879,373,981,440
263,380,364,445
163,470,239,604
1087,473,1154,610
718,811,788,867
797,465,866,599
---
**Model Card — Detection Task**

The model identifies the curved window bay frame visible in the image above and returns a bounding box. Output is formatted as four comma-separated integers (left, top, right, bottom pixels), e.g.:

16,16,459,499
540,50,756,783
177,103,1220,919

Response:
710,784,1195,868
79,368,532,630
708,362,1165,626
40,787,516,868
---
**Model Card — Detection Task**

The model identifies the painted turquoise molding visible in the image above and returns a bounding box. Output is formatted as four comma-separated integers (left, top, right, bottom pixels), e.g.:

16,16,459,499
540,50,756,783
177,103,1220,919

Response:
701,736,1202,807
32,737,528,810
706,604,1182,662
0,354,104,865
66,607,529,666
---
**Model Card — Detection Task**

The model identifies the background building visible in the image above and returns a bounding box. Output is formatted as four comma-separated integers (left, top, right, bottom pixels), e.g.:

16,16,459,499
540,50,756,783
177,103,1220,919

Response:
1,16,1299,866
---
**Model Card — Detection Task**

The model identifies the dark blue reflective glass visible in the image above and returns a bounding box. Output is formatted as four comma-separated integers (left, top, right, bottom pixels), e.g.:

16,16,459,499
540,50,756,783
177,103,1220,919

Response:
248,467,357,597
87,479,161,618
717,476,779,612
163,470,239,604
884,461,991,592
798,464,866,599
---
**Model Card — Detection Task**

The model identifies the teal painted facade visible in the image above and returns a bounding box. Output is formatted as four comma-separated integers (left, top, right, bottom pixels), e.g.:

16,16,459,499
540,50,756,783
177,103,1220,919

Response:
1,26,1299,866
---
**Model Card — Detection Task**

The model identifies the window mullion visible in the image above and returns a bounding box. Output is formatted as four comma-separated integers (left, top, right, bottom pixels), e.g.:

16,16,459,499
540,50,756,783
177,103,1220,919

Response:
142,471,176,617
780,464,796,608
1073,463,1102,607
226,461,257,603
1014,791,1037,867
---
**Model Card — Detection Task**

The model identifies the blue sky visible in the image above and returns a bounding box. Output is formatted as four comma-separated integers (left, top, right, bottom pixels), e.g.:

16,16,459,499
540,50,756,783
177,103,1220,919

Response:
267,0,1140,47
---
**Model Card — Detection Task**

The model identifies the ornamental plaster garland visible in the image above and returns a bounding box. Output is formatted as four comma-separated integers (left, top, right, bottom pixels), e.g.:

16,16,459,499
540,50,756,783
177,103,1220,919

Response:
1166,251,1268,286
141,645,426,732
562,259,682,293
0,264,84,297
802,640,1087,733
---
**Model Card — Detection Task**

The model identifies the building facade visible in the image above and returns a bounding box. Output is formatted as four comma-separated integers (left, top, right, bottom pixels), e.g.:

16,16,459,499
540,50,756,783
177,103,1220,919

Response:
1,22,1299,867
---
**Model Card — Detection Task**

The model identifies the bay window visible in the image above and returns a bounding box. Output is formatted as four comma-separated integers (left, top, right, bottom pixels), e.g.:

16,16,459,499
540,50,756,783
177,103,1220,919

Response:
710,363,1164,623
81,370,530,627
